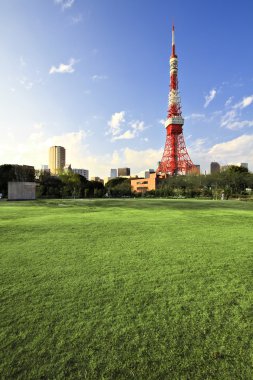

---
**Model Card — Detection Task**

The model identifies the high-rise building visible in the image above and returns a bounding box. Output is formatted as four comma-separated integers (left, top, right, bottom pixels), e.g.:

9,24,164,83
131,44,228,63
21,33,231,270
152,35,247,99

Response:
110,169,117,178
195,165,200,174
49,146,66,175
210,162,220,174
118,167,130,176
41,164,50,175
72,169,89,180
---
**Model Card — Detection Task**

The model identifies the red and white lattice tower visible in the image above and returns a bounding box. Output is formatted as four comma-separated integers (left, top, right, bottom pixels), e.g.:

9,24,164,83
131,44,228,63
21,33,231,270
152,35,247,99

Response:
157,25,196,175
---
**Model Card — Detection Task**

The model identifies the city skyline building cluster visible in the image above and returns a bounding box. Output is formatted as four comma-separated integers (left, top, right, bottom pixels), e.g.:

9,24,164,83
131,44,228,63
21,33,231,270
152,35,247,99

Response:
45,145,249,187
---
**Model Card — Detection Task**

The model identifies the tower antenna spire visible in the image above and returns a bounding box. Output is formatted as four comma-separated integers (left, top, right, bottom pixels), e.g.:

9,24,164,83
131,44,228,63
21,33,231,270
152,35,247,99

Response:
171,23,176,58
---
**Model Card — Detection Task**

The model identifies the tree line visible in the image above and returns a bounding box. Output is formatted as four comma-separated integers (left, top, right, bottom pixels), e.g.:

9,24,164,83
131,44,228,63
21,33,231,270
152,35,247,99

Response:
152,166,253,199
0,164,252,199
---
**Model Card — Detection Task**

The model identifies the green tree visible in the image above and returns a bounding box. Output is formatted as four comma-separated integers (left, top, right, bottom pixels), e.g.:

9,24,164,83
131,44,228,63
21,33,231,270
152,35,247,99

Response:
105,178,131,197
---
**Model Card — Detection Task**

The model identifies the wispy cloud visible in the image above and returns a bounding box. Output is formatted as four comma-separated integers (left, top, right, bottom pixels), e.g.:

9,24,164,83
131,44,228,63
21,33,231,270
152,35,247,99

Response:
19,76,34,90
220,94,253,130
204,88,217,108
92,74,108,81
185,113,205,121
54,0,75,10
233,95,253,109
71,13,83,24
225,96,233,107
223,120,253,130
220,109,252,130
49,58,77,74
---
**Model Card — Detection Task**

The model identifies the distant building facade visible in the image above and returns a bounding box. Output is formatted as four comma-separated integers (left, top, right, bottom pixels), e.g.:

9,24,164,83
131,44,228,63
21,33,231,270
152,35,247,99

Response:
49,146,66,175
110,169,117,178
239,163,248,169
72,169,89,180
210,162,220,174
195,165,200,174
118,167,130,176
91,176,104,184
144,169,155,178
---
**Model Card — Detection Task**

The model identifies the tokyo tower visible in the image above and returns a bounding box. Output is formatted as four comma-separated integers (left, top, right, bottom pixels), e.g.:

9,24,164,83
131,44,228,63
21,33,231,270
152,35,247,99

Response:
157,25,196,175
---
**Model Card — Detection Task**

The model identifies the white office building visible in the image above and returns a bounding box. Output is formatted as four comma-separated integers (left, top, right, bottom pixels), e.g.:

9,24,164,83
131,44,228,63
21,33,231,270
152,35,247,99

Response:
72,169,89,180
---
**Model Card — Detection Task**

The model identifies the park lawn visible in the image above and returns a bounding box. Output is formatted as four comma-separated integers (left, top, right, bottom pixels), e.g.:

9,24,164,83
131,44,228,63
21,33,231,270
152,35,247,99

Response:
0,198,252,379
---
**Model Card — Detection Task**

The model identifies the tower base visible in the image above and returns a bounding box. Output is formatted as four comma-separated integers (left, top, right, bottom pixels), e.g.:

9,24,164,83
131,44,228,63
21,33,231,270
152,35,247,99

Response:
157,129,196,176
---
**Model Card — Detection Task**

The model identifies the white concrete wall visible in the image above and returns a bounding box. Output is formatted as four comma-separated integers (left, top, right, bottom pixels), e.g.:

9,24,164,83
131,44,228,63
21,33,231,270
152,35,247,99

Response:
8,182,36,200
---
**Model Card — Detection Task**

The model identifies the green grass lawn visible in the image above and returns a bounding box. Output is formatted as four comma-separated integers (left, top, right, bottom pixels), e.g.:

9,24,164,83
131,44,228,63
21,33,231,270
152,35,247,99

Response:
0,198,252,379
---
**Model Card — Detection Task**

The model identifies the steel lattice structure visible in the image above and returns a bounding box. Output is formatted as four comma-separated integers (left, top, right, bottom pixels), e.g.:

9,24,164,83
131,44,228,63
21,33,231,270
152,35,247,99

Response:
157,25,196,176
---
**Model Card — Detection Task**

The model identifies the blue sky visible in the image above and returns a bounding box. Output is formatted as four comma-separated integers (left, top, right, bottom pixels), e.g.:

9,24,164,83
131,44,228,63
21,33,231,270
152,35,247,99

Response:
1,0,253,176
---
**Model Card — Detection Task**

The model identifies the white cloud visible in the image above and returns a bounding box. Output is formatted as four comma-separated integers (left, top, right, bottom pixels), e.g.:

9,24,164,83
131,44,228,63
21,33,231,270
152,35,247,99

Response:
0,121,162,176
233,95,253,109
107,111,125,137
107,113,146,141
55,0,75,10
49,58,77,74
209,135,253,161
204,88,216,108
187,135,253,173
92,75,108,81
113,130,136,140
0,127,87,169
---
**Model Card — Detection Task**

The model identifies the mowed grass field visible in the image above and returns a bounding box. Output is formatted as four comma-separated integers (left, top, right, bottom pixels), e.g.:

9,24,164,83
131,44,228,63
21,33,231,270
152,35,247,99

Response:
0,199,252,379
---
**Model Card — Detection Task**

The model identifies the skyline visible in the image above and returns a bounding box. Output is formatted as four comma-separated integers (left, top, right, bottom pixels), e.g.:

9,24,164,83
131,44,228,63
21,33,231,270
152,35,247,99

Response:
1,0,253,176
